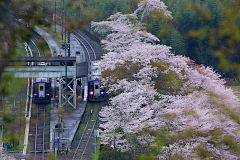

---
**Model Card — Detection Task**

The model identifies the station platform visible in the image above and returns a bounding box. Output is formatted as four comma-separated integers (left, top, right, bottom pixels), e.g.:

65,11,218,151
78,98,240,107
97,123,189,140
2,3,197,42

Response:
49,101,86,152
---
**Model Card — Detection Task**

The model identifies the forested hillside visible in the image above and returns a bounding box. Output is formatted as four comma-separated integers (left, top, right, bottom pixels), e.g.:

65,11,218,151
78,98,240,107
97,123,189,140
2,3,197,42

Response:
91,0,240,159
63,0,240,78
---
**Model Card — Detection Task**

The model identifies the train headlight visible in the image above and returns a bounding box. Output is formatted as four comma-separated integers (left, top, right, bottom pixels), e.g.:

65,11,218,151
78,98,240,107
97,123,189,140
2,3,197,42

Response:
46,93,50,96
89,91,94,95
101,92,104,95
33,93,37,96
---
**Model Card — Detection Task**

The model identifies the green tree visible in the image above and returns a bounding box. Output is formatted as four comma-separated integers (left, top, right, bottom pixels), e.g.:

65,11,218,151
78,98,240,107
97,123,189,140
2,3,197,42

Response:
0,0,50,155
0,0,48,96
170,29,186,56
182,0,240,77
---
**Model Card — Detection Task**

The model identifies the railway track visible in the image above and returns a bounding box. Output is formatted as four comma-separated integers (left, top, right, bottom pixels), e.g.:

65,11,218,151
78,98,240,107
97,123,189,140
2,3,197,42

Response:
58,103,101,160
71,103,100,160
27,34,41,57
25,33,49,160
72,30,102,61
27,104,47,160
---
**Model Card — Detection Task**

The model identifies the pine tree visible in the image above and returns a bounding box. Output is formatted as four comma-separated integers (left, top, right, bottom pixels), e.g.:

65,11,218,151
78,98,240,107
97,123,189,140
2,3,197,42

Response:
170,29,186,56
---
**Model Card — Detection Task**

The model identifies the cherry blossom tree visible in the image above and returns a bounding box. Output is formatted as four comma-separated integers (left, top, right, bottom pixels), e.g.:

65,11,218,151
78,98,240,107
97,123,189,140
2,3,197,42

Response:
92,0,240,158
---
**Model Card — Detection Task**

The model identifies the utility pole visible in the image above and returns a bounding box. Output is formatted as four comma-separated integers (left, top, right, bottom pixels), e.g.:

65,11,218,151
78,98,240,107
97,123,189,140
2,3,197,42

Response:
67,31,70,57
65,3,70,57
61,0,64,41
54,0,57,33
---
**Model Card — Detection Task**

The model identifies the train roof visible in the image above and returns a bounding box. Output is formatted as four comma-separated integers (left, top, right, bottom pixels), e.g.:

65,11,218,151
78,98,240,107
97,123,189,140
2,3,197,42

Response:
88,79,101,83
34,81,50,83
36,78,48,82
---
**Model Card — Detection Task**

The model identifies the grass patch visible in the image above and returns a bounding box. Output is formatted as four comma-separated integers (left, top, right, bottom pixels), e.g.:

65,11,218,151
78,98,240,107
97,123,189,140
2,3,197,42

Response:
209,131,240,156
149,128,204,155
1,85,28,151
45,104,51,149
139,153,155,160
208,92,240,124
183,109,199,119
229,85,240,92
196,143,215,159
98,145,132,160
229,85,240,100
229,111,240,123
6,143,24,151
156,70,184,95
15,45,26,57
46,153,57,160
162,113,177,120
151,129,172,155
141,128,209,158
169,154,185,160
92,138,101,160
71,103,92,147
174,128,198,141
208,128,223,145
222,135,240,155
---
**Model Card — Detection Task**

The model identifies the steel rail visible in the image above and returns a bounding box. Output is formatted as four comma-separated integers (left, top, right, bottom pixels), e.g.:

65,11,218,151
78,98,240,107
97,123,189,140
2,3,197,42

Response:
30,39,41,57
72,114,91,160
72,33,91,61
80,111,98,160
32,105,46,160
72,105,99,160
42,107,46,160
28,34,46,160
34,105,39,160
73,31,97,60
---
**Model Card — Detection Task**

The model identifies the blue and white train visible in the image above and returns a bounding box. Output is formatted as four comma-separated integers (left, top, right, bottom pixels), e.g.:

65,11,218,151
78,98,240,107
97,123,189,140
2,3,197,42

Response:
33,78,51,103
88,80,106,101
88,61,106,102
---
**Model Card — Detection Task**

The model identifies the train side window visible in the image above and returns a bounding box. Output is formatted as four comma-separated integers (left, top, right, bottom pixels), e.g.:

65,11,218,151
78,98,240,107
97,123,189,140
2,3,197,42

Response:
40,86,44,91
95,85,99,89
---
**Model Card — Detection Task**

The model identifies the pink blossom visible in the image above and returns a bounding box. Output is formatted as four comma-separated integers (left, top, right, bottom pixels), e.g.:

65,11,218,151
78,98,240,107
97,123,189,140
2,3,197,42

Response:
92,0,240,158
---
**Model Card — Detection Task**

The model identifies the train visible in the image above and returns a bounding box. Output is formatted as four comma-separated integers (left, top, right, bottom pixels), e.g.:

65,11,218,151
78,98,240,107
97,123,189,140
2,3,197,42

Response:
33,78,51,103
32,60,106,103
88,61,106,102
88,80,106,101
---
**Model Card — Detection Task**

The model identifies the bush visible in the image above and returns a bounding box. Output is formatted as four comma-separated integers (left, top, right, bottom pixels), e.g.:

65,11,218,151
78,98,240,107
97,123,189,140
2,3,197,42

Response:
196,144,214,159
99,145,132,160
222,135,240,155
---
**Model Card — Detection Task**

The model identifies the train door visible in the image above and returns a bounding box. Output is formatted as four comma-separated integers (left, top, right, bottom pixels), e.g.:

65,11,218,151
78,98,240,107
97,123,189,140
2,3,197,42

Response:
94,82,100,97
39,83,45,97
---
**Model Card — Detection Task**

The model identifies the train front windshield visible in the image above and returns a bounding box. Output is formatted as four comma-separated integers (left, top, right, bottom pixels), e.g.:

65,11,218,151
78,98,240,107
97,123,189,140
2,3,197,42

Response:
89,82,94,90
40,86,44,91
33,84,38,91
95,84,99,89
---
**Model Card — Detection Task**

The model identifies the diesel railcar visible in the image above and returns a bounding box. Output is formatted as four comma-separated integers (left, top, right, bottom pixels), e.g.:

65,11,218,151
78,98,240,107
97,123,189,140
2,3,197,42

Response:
88,80,106,102
33,78,51,103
